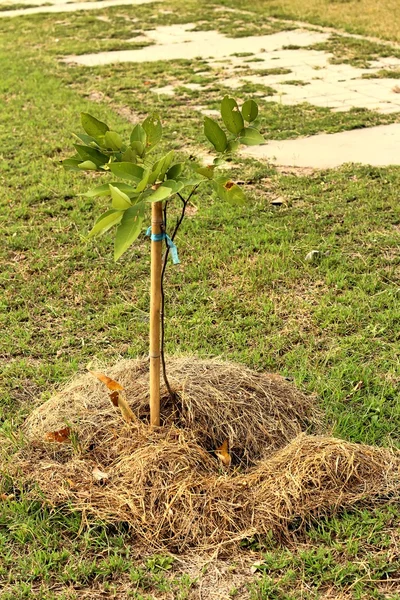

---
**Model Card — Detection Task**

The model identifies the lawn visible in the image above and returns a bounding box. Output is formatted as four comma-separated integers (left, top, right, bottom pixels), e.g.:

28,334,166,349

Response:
1,0,400,598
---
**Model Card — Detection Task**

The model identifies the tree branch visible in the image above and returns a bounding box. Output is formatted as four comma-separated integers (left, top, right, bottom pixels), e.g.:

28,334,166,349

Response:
159,185,200,400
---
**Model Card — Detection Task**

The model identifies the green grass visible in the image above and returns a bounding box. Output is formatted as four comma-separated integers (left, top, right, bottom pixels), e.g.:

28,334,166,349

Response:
362,69,400,79
247,506,400,599
222,0,400,43
1,0,400,598
0,3,41,10
307,34,400,68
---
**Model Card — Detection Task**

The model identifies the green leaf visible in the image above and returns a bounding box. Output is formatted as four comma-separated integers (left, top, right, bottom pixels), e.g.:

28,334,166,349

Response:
225,182,246,205
135,169,151,193
121,147,137,163
73,132,99,147
109,162,145,182
176,176,203,187
109,185,132,210
62,157,82,171
162,180,184,194
204,117,227,152
197,166,215,180
88,209,123,238
214,180,246,205
114,203,145,261
166,163,183,179
131,141,145,157
158,150,175,180
142,115,162,150
83,182,139,198
148,151,175,185
130,124,146,146
81,113,109,140
74,144,109,166
130,124,147,158
226,140,240,154
239,127,265,146
241,99,259,123
220,96,244,135
104,131,123,151
78,160,98,170
145,180,183,203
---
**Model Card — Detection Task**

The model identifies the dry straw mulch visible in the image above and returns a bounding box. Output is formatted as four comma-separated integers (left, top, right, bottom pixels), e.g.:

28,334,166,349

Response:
7,358,400,551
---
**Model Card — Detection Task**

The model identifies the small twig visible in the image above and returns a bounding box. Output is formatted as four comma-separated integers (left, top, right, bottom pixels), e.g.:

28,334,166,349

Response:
160,200,174,399
159,185,200,400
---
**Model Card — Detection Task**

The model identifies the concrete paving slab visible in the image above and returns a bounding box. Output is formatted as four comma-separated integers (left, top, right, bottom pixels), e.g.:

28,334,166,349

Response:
64,27,330,66
242,124,400,168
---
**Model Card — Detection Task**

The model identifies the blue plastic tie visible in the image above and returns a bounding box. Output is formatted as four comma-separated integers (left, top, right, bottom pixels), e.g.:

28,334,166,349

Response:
146,226,180,265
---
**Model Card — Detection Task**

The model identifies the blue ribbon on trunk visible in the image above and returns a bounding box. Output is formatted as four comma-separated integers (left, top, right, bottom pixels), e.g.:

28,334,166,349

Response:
146,226,180,265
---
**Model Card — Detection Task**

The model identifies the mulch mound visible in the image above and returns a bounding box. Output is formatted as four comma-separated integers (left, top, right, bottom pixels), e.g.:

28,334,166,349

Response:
5,358,400,551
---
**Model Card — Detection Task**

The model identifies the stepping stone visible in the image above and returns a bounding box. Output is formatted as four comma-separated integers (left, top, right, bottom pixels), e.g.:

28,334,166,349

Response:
242,123,400,168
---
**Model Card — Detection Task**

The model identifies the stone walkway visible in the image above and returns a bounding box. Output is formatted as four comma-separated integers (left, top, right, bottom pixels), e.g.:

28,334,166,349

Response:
64,23,400,115
243,123,400,168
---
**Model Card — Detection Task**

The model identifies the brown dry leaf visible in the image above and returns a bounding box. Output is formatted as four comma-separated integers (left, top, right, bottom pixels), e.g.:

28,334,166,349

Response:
215,439,231,467
108,388,136,423
1,493,15,501
45,426,70,443
92,468,110,481
109,390,119,407
89,371,124,391
116,393,136,423
250,561,263,574
66,479,78,489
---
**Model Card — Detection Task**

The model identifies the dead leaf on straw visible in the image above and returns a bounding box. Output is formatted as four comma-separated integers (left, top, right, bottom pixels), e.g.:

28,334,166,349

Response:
89,371,124,391
1,493,15,501
89,371,135,422
109,390,119,407
116,393,136,423
92,468,110,481
45,427,70,443
250,561,263,574
66,479,78,489
215,439,231,467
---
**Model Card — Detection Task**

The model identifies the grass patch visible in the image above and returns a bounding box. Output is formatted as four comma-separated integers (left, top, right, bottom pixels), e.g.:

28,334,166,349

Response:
307,34,400,67
0,2,42,10
222,0,400,43
280,79,309,85
362,69,400,79
247,505,400,599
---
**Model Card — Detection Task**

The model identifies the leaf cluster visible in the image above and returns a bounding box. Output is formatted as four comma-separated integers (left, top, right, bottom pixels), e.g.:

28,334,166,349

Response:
63,96,264,261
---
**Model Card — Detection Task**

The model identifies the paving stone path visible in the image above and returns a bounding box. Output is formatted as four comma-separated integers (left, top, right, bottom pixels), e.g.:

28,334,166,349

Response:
3,0,400,168
243,123,400,168
64,23,400,115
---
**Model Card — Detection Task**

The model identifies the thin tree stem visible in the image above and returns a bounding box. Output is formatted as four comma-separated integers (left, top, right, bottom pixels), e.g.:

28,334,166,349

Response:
159,185,200,400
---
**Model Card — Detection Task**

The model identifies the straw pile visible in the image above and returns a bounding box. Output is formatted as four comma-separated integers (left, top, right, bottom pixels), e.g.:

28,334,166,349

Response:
24,357,320,466
10,358,400,551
